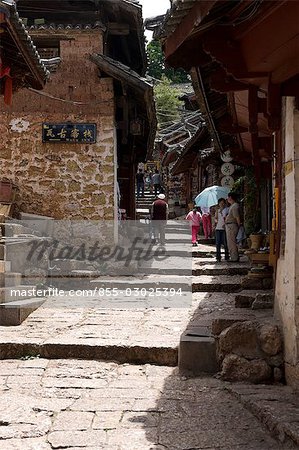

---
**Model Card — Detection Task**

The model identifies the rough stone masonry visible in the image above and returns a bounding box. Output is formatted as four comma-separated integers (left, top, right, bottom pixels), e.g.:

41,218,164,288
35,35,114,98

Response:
0,30,116,220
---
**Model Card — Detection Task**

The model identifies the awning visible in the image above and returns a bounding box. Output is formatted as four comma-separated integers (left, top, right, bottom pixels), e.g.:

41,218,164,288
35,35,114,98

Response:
91,53,157,158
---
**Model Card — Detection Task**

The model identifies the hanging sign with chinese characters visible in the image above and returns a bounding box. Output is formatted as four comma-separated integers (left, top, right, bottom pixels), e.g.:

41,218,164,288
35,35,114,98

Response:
221,162,235,176
42,123,97,143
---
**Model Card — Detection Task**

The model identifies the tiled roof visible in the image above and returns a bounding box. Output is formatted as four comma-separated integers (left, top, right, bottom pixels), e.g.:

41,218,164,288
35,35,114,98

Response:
0,0,49,86
26,21,105,31
91,53,157,159
151,0,198,39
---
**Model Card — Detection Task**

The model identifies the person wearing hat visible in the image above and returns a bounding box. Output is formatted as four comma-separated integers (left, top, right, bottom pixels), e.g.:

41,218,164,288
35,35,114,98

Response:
151,193,168,245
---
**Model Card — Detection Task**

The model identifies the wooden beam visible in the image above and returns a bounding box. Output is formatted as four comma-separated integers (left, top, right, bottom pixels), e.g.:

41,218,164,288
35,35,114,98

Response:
164,0,217,61
258,98,267,115
107,22,130,36
248,85,261,181
121,82,129,145
209,67,249,93
202,27,268,81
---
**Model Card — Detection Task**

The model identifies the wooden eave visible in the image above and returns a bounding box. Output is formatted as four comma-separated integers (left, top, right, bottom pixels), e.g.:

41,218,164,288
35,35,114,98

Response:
91,53,157,159
171,127,210,176
0,1,48,91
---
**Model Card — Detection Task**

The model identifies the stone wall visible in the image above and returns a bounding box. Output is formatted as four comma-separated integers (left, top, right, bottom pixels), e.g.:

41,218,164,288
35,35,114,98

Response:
275,97,299,390
0,30,116,220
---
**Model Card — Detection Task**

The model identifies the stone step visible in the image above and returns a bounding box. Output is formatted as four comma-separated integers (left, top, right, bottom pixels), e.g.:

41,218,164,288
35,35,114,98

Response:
50,259,95,273
136,204,154,209
0,223,33,237
197,238,216,245
179,327,218,375
0,285,37,303
0,339,178,365
192,266,249,276
235,291,274,309
0,272,22,287
192,275,244,293
0,297,46,326
89,276,192,291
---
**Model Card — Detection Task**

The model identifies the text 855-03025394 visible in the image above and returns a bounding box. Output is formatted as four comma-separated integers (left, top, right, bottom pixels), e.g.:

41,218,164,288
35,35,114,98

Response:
96,288,183,297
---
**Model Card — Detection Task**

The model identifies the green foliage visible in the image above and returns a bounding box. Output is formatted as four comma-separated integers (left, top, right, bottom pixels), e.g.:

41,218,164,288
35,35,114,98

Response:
147,40,189,83
233,167,261,235
154,76,183,127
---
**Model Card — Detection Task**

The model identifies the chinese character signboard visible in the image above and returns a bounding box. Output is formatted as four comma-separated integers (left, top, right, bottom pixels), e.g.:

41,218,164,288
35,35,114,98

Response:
42,123,97,143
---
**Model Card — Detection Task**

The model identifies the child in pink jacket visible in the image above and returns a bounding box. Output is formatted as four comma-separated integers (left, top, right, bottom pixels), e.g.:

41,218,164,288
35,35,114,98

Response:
186,208,202,246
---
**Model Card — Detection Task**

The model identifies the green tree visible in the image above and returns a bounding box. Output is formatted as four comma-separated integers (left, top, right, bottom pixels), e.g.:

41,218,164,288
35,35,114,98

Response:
147,40,189,83
154,76,183,128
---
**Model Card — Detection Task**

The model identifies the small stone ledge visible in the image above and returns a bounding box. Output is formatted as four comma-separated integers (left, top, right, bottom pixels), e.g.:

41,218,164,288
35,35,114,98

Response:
225,383,299,448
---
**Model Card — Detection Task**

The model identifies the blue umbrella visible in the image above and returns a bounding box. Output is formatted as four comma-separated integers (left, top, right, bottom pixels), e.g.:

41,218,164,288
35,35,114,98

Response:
194,186,230,208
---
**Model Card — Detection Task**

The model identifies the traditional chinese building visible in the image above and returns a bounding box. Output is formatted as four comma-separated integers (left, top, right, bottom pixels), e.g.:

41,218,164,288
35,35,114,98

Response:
157,0,299,388
0,0,156,220
0,0,48,104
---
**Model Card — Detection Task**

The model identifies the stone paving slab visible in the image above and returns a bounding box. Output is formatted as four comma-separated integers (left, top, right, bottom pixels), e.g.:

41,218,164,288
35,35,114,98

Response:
0,289,273,365
226,383,299,448
0,359,284,450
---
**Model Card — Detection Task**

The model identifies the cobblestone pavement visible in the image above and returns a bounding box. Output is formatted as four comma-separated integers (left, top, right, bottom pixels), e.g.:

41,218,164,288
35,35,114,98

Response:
0,359,286,450
0,290,271,364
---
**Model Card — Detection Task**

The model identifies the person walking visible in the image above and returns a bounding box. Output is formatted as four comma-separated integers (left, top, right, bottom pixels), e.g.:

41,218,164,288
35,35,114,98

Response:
225,192,241,262
145,170,153,193
214,198,229,262
186,207,202,246
136,168,145,198
152,169,161,196
151,193,168,245
201,206,212,239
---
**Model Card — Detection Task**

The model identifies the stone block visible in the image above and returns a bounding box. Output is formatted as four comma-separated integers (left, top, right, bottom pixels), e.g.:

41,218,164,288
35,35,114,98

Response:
179,328,218,375
0,297,45,326
241,277,263,290
220,354,272,383
218,321,262,360
235,294,255,308
252,294,274,310
211,318,246,336
258,323,282,356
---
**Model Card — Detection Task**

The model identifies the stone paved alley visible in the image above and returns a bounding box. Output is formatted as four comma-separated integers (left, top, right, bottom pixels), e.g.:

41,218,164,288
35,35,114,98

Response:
0,359,289,450
0,243,298,449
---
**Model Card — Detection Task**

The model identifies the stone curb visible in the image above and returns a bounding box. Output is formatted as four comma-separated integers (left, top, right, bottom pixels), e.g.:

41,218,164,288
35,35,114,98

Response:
225,384,299,448
0,342,178,366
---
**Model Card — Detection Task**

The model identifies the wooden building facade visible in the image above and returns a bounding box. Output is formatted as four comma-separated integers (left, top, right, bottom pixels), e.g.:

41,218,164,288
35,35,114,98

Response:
157,0,299,388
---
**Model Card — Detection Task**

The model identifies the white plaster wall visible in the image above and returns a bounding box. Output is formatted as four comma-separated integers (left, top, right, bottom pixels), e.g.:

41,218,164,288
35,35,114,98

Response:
275,97,299,370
